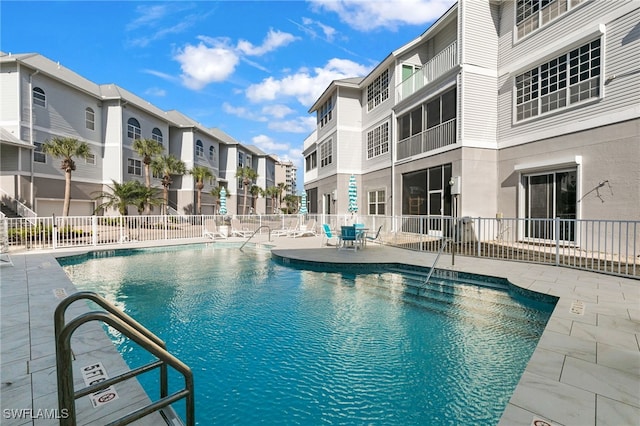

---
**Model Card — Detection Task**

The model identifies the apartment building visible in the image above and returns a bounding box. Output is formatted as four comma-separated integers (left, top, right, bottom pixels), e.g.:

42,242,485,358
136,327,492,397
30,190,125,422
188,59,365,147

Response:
0,52,276,216
303,0,640,240
275,160,298,196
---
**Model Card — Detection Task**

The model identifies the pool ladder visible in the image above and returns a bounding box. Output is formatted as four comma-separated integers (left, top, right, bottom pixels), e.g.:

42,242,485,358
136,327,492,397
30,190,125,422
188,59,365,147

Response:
54,291,194,426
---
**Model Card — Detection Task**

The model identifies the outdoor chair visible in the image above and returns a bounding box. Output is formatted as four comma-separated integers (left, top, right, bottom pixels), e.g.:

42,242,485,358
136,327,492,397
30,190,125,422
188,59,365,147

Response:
321,224,339,246
203,218,226,240
366,225,383,244
272,218,298,237
290,219,316,238
338,225,362,250
231,218,253,238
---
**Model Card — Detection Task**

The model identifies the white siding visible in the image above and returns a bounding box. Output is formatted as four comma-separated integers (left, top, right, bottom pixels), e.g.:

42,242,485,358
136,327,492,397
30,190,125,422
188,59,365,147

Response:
0,63,19,122
460,71,498,147
497,2,640,146
461,0,499,70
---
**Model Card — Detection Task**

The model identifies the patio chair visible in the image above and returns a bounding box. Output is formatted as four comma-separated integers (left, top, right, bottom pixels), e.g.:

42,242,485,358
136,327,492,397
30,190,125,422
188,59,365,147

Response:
203,218,226,240
272,218,299,237
290,219,316,238
366,225,383,244
338,225,362,250
321,224,339,246
230,218,253,237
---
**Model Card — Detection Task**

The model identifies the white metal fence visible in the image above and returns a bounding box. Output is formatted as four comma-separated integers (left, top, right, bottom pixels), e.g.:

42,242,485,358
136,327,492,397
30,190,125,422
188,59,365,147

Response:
3,214,638,279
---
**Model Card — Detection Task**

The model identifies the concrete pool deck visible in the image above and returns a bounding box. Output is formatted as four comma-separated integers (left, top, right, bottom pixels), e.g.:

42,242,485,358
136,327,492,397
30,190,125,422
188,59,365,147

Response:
1,235,638,425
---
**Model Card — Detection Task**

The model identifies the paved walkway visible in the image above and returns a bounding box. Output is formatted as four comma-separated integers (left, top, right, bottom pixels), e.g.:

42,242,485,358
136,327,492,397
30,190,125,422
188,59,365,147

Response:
1,236,638,425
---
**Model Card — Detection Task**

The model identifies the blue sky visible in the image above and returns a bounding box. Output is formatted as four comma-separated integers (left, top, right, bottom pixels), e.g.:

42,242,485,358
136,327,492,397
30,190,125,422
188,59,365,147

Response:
1,0,454,188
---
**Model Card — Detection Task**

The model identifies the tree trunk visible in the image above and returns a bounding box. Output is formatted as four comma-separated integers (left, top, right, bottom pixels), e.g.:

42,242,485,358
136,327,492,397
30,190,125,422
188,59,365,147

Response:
144,163,151,215
63,171,72,217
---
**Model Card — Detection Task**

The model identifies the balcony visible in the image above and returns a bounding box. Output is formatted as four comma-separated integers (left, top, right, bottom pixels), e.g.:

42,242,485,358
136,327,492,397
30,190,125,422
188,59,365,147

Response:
396,41,458,102
397,118,456,161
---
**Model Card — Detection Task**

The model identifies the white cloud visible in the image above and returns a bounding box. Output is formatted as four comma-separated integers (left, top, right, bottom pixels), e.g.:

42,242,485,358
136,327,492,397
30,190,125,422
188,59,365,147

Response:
251,134,291,152
144,87,167,97
245,58,370,106
268,116,316,134
309,0,455,31
237,29,298,56
222,102,266,122
261,104,295,119
174,37,240,90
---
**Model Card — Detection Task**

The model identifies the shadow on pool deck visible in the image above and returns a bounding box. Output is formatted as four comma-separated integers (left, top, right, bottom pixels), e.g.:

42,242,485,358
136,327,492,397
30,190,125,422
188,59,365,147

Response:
1,235,638,425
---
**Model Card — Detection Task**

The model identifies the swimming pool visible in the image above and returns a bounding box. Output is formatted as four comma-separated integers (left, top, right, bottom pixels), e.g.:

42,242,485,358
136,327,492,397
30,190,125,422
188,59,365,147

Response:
59,244,557,425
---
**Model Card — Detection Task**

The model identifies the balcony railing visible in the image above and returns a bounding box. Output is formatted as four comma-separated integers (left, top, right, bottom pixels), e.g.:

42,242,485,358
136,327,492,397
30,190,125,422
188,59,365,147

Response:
397,118,457,160
397,41,458,102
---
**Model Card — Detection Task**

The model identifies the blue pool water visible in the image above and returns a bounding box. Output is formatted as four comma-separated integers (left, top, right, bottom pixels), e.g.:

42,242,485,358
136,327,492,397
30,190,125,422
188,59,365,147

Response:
59,244,557,425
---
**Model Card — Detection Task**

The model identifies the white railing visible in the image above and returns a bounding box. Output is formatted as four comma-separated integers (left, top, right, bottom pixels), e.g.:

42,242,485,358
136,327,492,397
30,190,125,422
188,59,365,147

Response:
397,41,458,102
397,119,456,160
0,188,37,221
2,214,638,279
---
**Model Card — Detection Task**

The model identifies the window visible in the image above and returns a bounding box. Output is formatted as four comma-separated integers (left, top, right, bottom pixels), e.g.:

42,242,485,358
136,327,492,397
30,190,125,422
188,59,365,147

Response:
516,39,600,121
127,158,142,176
209,146,216,162
127,118,141,140
366,122,389,159
85,108,95,130
33,87,46,107
523,169,577,241
305,151,317,171
320,140,332,167
152,128,163,145
368,190,386,215
34,142,46,163
517,0,586,39
366,69,389,111
196,140,204,157
317,96,334,127
238,152,244,167
86,154,96,165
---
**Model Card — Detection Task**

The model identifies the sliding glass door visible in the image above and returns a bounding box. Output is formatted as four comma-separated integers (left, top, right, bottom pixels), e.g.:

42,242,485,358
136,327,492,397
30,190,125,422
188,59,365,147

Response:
523,170,577,242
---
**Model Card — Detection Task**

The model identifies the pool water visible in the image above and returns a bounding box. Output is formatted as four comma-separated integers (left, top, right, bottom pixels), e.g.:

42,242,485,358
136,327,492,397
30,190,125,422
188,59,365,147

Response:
59,244,556,425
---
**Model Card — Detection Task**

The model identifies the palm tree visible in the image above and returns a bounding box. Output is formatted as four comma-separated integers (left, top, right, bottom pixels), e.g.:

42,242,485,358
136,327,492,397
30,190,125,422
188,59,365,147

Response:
132,138,164,188
134,185,163,215
151,154,186,215
264,186,278,213
190,165,214,215
276,182,290,209
235,166,258,215
41,137,92,217
249,185,263,213
93,180,150,216
283,194,299,214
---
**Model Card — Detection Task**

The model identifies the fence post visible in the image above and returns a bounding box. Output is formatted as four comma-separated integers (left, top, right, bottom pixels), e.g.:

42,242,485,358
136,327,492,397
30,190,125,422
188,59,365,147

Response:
477,217,481,257
555,217,560,266
164,215,168,240
92,216,98,246
52,215,58,250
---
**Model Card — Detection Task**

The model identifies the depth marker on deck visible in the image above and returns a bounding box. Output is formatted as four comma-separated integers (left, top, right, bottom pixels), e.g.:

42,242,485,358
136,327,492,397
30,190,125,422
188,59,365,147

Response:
570,300,585,315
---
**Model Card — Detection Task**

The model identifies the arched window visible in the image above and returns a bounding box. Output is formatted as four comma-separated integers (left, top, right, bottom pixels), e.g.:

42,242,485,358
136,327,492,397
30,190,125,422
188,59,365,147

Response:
196,140,204,157
127,117,141,140
209,146,216,162
33,87,46,107
152,127,163,144
85,108,95,130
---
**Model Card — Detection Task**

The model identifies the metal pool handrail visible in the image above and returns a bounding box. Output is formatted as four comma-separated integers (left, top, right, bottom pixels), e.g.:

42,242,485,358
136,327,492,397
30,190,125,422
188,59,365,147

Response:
423,238,451,287
54,291,194,426
240,225,271,250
